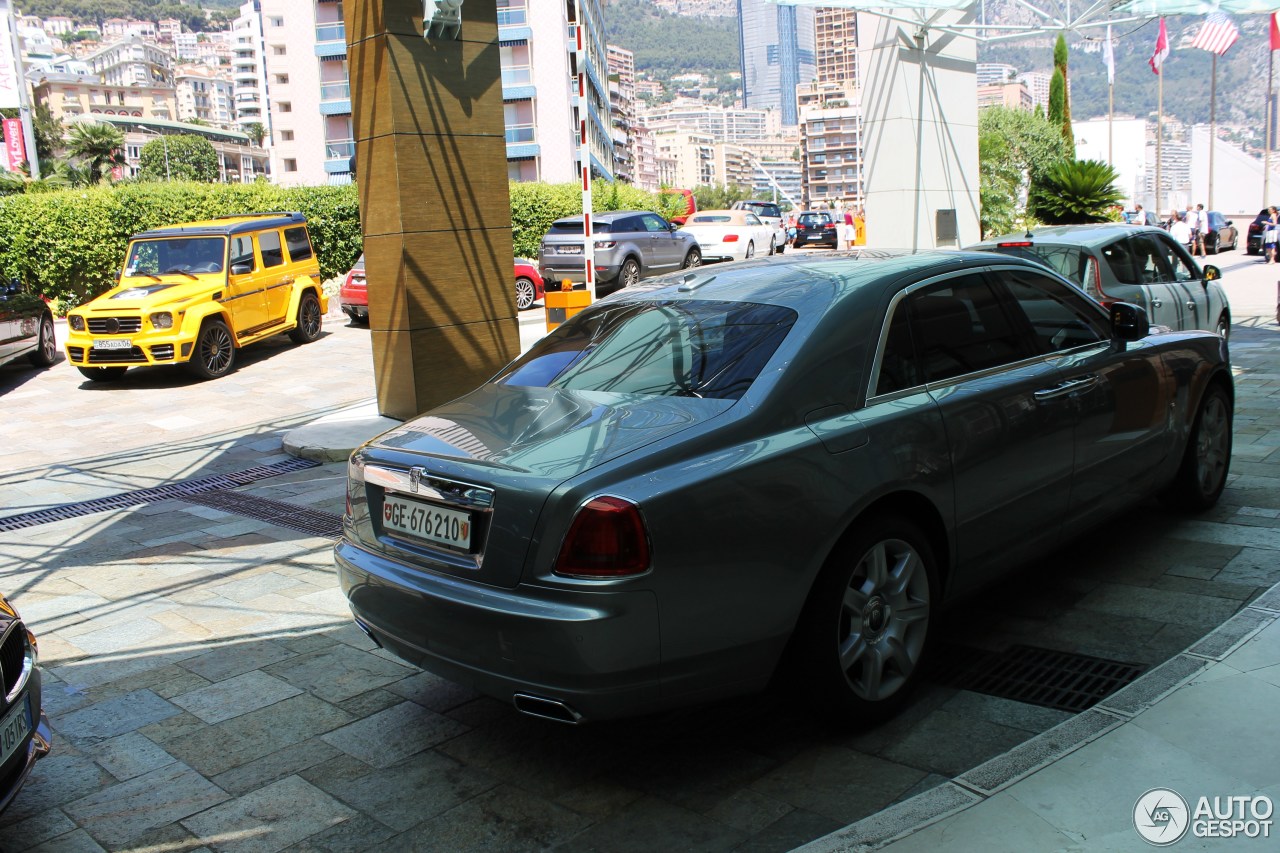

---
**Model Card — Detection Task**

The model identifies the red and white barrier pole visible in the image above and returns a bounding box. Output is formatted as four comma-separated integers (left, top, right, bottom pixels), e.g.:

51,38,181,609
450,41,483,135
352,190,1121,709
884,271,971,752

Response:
574,0,595,302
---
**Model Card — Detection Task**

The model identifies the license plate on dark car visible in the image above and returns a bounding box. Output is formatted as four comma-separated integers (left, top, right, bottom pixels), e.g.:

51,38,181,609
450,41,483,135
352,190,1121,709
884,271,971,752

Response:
382,494,472,550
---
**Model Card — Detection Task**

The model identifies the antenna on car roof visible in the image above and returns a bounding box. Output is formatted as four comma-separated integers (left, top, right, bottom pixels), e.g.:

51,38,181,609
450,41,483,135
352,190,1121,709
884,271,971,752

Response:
1024,229,1034,239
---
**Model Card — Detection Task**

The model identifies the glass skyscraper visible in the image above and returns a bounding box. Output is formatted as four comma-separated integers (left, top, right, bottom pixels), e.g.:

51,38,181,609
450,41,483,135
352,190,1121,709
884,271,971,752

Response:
737,0,815,127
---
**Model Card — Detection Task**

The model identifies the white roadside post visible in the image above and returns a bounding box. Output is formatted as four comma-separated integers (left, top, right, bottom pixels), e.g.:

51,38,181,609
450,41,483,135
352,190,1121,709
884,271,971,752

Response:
574,0,596,302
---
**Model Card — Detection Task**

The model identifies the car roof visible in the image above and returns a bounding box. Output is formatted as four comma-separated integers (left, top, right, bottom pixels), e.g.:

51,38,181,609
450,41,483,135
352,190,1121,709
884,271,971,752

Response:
687,210,759,225
970,223,1163,249
596,250,1034,314
131,211,309,239
552,210,657,225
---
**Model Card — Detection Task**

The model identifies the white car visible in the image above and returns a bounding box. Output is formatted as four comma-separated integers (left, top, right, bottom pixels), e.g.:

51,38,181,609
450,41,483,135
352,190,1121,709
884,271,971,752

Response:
730,200,788,254
682,210,778,262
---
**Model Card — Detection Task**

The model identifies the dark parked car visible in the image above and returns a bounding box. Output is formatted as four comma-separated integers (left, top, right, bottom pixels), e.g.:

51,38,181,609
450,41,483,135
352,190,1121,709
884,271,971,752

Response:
0,593,51,816
538,210,701,294
1201,211,1237,254
793,210,839,248
0,279,56,370
1246,208,1272,255
336,252,1232,725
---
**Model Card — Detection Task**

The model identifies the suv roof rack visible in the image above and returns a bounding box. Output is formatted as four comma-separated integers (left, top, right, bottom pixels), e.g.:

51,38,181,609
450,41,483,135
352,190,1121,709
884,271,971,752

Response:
210,211,305,221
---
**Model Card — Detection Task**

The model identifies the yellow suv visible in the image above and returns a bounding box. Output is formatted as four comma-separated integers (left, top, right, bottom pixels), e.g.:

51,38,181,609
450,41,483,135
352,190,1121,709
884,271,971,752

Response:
64,212,328,382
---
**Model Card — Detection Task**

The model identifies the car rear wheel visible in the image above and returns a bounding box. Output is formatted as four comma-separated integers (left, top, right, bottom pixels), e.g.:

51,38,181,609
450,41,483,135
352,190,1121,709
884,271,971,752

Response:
792,515,936,725
768,237,776,256
515,277,537,311
188,318,236,380
1209,234,1220,254
681,248,701,269
289,292,324,344
745,241,755,260
28,315,56,367
77,366,127,382
1161,384,1232,511
620,258,641,288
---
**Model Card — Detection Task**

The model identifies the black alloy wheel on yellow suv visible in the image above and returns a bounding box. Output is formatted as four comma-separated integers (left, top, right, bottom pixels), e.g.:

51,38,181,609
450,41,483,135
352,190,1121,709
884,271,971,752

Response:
289,292,323,344
188,318,236,380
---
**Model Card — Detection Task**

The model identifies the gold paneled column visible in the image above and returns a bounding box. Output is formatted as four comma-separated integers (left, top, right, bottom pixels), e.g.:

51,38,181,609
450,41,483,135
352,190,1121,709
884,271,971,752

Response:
346,1,520,419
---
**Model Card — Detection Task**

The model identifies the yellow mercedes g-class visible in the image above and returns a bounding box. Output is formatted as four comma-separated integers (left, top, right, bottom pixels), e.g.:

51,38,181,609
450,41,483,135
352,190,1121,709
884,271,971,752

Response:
64,212,328,382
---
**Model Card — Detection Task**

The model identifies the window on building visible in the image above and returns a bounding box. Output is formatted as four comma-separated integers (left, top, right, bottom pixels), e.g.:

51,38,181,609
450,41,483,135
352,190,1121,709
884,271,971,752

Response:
272,45,286,55
268,16,283,27
274,74,288,85
283,158,297,172
278,101,291,112
280,129,294,141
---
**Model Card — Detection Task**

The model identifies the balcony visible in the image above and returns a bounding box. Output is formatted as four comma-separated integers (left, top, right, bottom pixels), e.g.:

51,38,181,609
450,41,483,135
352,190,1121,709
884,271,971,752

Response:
504,124,535,144
325,138,355,173
314,23,347,59
319,81,351,115
502,65,535,101
497,7,531,42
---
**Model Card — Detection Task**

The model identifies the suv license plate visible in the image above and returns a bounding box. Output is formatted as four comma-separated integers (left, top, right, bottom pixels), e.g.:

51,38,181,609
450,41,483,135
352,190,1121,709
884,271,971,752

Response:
383,494,472,550
93,339,132,350
0,693,31,768
556,246,583,255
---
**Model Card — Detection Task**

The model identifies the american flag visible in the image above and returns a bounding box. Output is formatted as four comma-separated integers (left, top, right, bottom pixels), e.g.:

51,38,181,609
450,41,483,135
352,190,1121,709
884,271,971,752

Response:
1190,12,1240,56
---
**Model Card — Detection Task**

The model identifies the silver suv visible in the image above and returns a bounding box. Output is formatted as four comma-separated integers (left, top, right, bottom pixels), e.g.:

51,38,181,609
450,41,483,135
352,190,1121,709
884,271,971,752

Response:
538,210,702,293
969,224,1231,339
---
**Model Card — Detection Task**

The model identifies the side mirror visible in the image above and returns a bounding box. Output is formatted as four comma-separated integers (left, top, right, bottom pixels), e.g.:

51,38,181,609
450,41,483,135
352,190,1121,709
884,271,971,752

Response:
1110,301,1150,342
1203,265,1221,282
231,262,252,276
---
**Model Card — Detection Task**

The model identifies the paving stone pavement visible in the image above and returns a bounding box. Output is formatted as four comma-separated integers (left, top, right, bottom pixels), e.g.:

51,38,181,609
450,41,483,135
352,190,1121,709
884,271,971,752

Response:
0,269,1277,851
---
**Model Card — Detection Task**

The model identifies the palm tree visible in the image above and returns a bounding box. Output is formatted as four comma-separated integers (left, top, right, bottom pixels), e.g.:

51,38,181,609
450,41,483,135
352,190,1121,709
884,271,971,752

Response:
244,122,266,148
1028,159,1124,225
65,121,126,185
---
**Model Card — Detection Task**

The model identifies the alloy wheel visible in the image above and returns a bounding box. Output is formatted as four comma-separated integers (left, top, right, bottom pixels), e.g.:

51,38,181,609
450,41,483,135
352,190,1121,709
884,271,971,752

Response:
837,537,930,702
301,296,322,338
199,323,234,376
682,249,701,269
622,260,640,287
1195,394,1230,496
515,278,536,310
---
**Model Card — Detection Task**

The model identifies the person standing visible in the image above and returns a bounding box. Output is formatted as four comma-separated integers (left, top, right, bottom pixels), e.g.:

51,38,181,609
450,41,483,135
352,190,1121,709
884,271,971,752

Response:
1193,203,1208,257
1169,212,1192,249
842,206,854,249
1264,206,1279,264
1131,203,1146,225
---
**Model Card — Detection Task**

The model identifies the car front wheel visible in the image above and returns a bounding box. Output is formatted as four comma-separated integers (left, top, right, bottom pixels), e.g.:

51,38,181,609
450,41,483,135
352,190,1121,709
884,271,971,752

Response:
29,315,56,367
681,248,701,269
289,292,323,344
1162,384,1232,511
188,318,236,380
793,515,936,725
515,277,537,310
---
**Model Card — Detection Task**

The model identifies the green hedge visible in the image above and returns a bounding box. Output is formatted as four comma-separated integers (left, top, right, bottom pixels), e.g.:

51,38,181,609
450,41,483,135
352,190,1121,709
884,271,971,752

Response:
4,178,681,308
0,182,362,308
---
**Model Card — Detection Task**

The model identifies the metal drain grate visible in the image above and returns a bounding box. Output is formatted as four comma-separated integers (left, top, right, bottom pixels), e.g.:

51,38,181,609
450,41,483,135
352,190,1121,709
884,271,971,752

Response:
931,644,1147,713
0,458,321,532
182,491,343,539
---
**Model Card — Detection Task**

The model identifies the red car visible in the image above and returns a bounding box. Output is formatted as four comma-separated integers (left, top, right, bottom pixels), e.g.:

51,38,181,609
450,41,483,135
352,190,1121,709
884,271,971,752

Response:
514,259,545,311
339,253,367,323
342,256,546,319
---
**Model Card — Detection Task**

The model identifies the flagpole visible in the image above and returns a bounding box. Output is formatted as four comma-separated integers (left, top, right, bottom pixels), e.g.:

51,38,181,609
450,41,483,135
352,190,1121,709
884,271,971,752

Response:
1209,55,1217,209
1108,81,1114,167
1268,47,1274,207
1157,72,1163,215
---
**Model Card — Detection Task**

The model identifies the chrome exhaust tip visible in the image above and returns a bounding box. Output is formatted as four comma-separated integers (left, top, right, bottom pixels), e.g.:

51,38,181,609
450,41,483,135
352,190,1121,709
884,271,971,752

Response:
512,693,583,725
352,618,383,649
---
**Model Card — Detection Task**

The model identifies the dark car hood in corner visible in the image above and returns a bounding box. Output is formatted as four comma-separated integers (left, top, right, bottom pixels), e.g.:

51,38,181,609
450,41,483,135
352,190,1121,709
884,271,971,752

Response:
370,384,733,480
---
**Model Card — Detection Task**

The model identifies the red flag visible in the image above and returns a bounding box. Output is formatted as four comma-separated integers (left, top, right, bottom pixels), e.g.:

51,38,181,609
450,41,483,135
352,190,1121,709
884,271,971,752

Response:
1149,18,1169,74
1271,13,1280,50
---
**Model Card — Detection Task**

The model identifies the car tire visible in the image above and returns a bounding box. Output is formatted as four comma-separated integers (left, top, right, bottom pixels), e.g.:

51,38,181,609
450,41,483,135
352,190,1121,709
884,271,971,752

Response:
745,241,755,260
1161,383,1232,512
681,248,701,269
1209,234,1220,255
1247,244,1259,256
187,318,236,380
28,315,56,367
791,514,937,726
515,277,537,311
776,239,785,254
289,291,323,344
620,258,641,288
77,366,127,382
768,237,776,256
1215,311,1230,342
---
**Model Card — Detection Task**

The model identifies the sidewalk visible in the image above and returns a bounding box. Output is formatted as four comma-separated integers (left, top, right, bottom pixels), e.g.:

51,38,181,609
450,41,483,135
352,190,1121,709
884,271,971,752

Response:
799,257,1280,852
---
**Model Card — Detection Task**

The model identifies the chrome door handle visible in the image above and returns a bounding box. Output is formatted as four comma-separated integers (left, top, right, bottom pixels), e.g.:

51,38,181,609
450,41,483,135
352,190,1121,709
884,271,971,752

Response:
1034,374,1099,401
1186,301,1196,310
1150,298,1163,307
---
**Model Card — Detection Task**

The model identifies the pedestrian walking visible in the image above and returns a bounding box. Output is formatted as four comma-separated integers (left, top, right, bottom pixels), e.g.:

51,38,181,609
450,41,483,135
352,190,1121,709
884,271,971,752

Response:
1193,203,1208,257
1264,206,1279,264
842,206,855,249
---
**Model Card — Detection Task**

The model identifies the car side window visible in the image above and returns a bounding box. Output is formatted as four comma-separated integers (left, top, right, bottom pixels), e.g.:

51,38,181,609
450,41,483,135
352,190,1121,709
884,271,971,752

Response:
1147,233,1198,283
641,214,669,233
1101,239,1139,285
229,236,255,272
1127,234,1174,284
995,269,1108,354
258,231,285,268
906,274,1034,384
874,298,922,396
746,214,762,226
284,226,313,263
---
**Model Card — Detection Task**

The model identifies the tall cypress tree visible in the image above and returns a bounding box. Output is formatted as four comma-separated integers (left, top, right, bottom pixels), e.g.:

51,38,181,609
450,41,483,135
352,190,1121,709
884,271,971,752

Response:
1054,34,1073,148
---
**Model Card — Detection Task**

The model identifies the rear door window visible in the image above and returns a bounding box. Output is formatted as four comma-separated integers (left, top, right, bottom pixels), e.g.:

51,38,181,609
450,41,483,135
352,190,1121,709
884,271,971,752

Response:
906,273,1035,384
873,298,922,396
1128,234,1174,284
984,244,1084,283
498,300,797,401
1101,238,1140,285
284,227,313,263
258,230,285,268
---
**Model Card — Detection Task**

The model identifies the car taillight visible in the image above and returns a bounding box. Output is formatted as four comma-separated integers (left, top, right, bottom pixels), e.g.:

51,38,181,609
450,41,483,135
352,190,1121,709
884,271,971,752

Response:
998,241,1033,247
723,234,739,242
824,223,836,230
554,496,650,579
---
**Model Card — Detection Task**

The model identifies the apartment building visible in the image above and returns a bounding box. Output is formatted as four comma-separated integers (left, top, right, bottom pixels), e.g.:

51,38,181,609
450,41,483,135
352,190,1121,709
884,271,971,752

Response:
176,65,235,128
639,100,770,145
498,0,613,183
654,131,716,187
800,106,863,209
977,81,1034,111
86,38,174,87
608,44,635,184
814,9,857,88
32,73,177,122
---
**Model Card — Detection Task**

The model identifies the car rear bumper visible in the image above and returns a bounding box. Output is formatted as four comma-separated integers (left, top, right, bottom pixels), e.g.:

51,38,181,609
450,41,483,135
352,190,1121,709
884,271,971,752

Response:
0,667,50,817
335,540,663,721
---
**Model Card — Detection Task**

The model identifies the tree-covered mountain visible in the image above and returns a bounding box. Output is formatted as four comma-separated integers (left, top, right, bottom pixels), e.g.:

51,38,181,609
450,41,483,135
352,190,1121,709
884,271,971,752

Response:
14,0,222,31
606,0,741,78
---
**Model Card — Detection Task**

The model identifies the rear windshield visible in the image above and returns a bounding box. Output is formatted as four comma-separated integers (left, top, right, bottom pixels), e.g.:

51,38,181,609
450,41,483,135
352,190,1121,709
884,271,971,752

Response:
982,244,1085,284
497,300,797,401
799,213,830,225
742,203,781,218
690,215,733,224
549,220,613,234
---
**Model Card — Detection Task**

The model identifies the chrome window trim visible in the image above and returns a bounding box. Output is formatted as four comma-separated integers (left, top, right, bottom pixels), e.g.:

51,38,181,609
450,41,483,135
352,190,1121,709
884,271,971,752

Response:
0,621,33,705
863,266,1108,406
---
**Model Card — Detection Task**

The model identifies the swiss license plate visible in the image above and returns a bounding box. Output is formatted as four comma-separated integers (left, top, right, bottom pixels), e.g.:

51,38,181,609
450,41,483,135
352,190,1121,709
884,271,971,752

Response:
0,693,31,769
93,338,132,350
556,245,583,255
382,494,472,550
